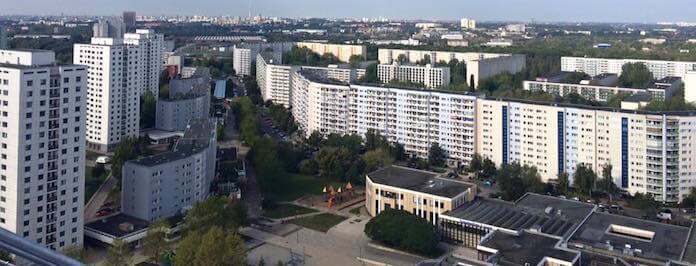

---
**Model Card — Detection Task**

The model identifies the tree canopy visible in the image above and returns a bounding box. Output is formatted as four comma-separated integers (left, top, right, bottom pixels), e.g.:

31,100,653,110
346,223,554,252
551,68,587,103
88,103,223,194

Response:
364,209,440,256
618,62,654,89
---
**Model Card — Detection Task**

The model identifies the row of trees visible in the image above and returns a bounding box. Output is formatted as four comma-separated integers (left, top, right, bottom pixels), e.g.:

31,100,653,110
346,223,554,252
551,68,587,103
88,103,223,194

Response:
104,197,248,266
265,101,297,134
282,47,342,66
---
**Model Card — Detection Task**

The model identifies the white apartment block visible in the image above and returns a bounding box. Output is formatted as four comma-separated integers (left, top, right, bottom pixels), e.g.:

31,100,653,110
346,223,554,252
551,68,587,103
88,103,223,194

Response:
0,49,87,250
296,42,366,63
378,49,525,89
74,38,141,153
124,29,164,97
232,42,295,76
257,53,365,107
291,70,476,164
290,69,696,203
523,78,681,102
476,97,696,203
378,63,450,88
561,56,696,80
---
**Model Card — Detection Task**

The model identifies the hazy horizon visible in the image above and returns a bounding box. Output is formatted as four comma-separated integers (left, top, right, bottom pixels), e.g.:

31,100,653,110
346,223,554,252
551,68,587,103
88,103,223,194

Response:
3,0,696,24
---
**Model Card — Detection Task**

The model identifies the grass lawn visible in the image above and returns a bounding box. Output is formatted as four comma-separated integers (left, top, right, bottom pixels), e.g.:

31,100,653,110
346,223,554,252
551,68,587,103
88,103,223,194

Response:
85,165,111,203
289,213,347,232
271,174,344,202
263,204,318,219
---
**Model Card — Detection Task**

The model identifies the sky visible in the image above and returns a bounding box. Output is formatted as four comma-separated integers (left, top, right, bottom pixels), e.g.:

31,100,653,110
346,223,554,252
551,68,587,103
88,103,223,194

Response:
3,0,696,23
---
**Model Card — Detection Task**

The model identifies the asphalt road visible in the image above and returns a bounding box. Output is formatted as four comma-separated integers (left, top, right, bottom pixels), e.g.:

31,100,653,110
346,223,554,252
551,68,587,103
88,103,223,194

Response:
84,175,117,222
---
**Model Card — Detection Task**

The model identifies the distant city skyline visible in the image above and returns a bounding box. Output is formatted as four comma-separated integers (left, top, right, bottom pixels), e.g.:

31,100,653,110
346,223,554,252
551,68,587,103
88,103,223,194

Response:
3,0,696,23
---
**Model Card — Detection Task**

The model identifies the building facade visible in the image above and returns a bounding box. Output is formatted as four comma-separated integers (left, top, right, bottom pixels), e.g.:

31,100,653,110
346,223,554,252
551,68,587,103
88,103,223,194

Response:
296,42,366,63
378,63,450,88
0,25,7,49
378,49,525,89
156,70,211,132
460,18,476,30
523,77,681,102
75,30,162,153
0,49,87,250
123,29,164,97
561,56,696,79
232,42,294,76
121,119,217,222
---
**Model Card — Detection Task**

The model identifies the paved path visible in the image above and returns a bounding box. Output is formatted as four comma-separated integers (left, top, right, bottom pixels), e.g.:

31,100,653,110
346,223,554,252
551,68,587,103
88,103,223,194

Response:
84,175,117,221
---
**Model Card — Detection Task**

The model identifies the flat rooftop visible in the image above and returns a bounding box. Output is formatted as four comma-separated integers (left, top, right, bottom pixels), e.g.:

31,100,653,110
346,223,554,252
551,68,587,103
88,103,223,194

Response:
445,193,594,238
367,166,473,198
568,212,691,263
480,230,579,266
85,213,149,238
131,119,214,167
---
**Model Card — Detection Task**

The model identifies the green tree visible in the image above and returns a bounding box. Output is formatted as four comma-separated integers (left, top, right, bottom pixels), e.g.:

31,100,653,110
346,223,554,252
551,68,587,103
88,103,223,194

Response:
364,209,439,256
481,158,497,178
349,55,363,68
361,63,379,83
428,142,446,167
618,62,654,89
183,197,247,233
62,245,85,263
174,232,200,266
391,142,406,161
111,137,140,179
142,220,170,263
396,54,408,64
468,154,483,173
306,131,323,149
496,163,542,200
363,148,394,172
573,164,597,196
140,91,157,129
557,172,570,195
216,124,226,140
299,159,319,175
175,226,247,266
105,240,132,266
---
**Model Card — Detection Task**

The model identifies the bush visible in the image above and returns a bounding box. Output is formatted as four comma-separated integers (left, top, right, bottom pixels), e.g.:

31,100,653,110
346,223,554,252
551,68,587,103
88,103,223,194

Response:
92,164,106,177
364,209,439,256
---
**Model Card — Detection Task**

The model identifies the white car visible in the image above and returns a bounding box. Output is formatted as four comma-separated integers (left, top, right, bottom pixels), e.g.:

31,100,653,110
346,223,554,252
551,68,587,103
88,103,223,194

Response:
95,156,111,164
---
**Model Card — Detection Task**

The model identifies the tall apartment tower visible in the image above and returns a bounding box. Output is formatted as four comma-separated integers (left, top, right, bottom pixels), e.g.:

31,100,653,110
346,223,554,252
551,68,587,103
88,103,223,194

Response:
123,11,136,30
92,20,125,39
124,29,164,97
0,49,87,250
74,38,141,153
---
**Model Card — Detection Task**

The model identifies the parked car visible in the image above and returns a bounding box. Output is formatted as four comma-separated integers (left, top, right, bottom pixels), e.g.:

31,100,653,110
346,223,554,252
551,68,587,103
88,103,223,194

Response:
95,156,111,164
657,209,673,220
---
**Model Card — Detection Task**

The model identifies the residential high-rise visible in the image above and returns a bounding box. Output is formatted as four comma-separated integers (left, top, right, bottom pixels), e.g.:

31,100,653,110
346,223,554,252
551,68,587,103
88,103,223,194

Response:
460,18,476,30
74,38,141,153
296,42,366,63
561,56,696,79
92,20,125,39
0,49,87,250
124,29,164,97
123,11,136,30
377,63,450,88
232,42,294,76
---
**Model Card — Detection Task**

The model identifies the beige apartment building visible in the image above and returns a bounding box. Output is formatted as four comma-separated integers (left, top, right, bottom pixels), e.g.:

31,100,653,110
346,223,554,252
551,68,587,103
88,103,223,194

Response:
296,42,366,63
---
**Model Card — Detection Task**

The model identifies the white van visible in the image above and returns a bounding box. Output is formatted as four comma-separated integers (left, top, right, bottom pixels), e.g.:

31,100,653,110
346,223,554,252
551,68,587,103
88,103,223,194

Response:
96,156,111,164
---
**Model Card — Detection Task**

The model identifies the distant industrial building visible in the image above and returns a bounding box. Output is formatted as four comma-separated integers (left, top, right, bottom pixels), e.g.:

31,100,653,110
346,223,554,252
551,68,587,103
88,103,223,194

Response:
92,19,125,38
377,63,450,88
121,119,217,222
378,48,525,88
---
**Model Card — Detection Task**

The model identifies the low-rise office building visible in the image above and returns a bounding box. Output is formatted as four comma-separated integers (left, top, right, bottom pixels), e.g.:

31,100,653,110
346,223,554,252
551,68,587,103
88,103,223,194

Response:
377,63,450,88
378,48,525,88
121,119,217,222
365,166,476,225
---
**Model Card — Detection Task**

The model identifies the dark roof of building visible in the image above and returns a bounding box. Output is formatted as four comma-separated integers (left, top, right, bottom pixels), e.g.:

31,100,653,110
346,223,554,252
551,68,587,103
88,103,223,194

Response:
445,199,577,237
623,92,653,103
130,119,215,167
680,223,696,264
84,213,150,238
297,69,351,86
568,212,691,264
367,166,473,198
515,193,595,224
480,230,579,266
655,76,682,85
